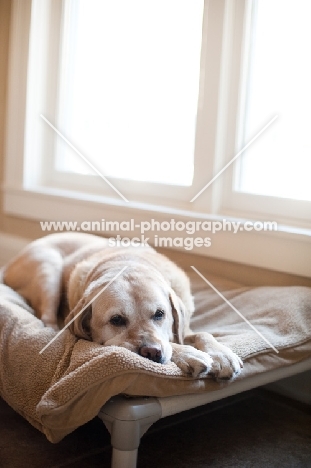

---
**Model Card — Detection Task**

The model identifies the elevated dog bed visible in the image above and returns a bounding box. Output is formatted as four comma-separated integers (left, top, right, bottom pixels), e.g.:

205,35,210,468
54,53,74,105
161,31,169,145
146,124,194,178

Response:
1,269,311,468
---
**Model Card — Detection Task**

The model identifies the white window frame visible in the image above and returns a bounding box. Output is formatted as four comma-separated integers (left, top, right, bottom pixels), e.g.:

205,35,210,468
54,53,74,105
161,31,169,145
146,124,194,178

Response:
219,0,311,230
3,0,311,277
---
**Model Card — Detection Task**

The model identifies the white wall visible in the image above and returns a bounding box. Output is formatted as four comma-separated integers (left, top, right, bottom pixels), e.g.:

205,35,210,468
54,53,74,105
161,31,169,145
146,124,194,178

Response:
0,232,29,266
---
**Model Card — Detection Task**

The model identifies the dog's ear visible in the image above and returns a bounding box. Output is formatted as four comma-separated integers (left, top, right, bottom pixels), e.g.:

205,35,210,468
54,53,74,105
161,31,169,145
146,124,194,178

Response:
169,289,186,345
65,299,92,341
65,274,110,340
66,265,107,340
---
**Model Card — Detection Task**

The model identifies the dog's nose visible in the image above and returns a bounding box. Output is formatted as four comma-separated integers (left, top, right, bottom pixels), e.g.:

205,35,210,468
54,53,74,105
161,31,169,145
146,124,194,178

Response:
139,345,163,363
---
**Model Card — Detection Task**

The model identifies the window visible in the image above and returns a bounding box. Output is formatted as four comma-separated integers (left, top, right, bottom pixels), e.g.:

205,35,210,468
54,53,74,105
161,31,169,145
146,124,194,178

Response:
222,0,311,226
4,0,311,276
238,0,311,202
21,0,215,207
56,0,204,187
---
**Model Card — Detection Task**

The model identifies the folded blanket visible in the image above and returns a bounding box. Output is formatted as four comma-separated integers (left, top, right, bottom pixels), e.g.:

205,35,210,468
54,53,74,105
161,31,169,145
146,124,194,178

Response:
1,271,311,443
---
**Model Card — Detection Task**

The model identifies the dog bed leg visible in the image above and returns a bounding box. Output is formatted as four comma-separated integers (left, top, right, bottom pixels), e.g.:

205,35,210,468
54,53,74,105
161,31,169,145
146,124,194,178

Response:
111,448,138,468
99,396,162,468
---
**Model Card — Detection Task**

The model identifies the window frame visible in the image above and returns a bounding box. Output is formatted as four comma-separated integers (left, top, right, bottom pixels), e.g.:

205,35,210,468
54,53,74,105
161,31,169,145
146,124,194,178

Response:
219,0,311,228
25,0,221,212
3,0,311,278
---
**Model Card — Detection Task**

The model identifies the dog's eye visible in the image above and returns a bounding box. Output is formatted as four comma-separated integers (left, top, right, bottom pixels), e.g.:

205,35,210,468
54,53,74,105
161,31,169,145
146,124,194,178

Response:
110,315,127,327
153,309,165,321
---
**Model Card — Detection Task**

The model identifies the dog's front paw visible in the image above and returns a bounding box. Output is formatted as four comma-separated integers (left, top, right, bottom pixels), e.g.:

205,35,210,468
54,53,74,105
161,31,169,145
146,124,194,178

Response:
184,334,243,381
171,344,213,378
208,344,243,381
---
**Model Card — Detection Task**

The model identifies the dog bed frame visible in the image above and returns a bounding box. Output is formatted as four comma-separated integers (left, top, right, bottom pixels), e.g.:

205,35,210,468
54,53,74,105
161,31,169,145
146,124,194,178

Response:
1,269,311,468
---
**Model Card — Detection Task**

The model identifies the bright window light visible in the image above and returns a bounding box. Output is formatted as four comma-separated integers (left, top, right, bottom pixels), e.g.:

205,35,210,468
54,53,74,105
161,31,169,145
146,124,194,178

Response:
237,0,311,201
55,0,204,186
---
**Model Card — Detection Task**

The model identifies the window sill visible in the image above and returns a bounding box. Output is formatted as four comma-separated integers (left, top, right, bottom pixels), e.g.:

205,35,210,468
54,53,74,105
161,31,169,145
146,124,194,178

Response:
3,185,311,278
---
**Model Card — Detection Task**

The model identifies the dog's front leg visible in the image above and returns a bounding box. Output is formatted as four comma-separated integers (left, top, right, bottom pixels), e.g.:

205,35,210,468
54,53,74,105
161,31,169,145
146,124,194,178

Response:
170,342,213,378
184,332,243,380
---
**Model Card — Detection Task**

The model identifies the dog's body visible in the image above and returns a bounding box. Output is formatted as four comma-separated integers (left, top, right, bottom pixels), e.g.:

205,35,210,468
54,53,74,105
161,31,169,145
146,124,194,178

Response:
3,233,242,380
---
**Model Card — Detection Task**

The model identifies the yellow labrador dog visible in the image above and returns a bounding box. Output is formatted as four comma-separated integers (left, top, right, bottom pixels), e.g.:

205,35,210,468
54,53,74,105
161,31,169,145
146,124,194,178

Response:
3,233,242,380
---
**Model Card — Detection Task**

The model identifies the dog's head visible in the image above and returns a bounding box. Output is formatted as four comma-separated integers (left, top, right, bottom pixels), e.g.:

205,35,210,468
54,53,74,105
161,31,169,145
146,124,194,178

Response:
65,261,187,364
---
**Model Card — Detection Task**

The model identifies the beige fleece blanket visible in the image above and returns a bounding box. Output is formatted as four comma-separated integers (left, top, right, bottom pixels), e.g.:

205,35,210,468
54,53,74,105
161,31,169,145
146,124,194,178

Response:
1,271,311,443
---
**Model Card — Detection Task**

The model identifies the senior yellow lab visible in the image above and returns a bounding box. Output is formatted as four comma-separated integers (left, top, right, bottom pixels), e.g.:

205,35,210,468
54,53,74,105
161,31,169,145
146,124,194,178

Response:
3,233,242,380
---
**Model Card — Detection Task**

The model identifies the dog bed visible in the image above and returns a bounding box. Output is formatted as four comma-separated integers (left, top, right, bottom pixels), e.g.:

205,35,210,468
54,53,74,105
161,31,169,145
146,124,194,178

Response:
0,269,311,445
